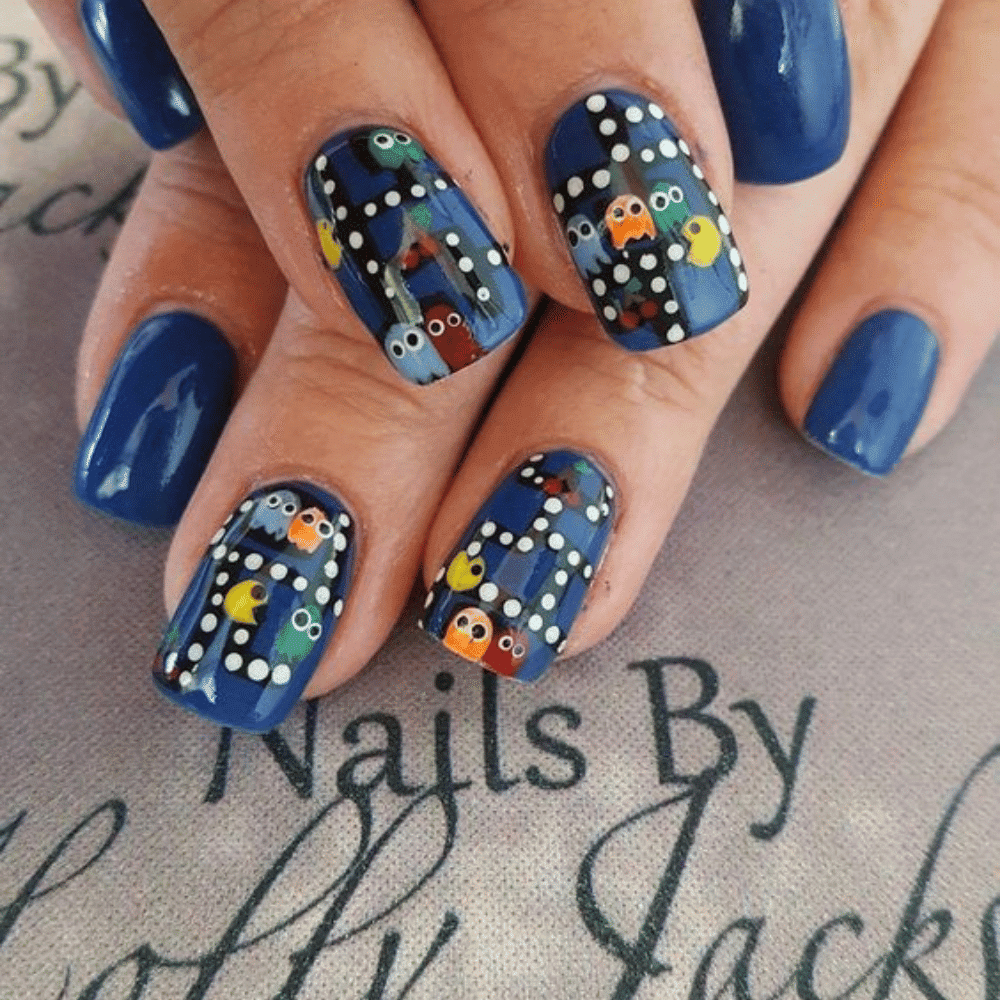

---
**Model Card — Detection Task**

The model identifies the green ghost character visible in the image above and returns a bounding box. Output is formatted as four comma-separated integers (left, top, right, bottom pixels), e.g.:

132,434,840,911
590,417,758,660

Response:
273,605,323,666
368,129,427,169
649,182,691,233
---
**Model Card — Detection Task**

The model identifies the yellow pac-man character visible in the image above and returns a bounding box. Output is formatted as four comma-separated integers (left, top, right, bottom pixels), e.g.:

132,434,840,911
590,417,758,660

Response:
446,551,486,591
681,216,723,267
223,580,268,625
443,608,493,662
317,219,343,269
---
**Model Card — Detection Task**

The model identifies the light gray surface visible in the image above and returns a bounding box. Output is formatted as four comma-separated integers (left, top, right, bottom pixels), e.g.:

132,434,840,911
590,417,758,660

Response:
1,6,998,998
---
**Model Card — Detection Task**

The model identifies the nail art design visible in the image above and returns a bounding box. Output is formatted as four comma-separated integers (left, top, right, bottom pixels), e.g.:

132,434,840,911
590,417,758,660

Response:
152,484,355,732
79,0,204,150
546,89,748,351
75,313,235,527
803,310,940,476
305,127,527,384
420,451,615,682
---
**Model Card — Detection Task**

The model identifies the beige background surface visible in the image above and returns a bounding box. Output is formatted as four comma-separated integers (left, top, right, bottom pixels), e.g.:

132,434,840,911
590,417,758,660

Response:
1,4,998,997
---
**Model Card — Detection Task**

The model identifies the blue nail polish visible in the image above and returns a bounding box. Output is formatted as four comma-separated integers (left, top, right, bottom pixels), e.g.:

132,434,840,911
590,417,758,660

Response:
420,451,615,682
700,0,851,184
546,90,749,351
152,484,356,732
79,0,203,150
75,313,236,527
804,310,940,476
305,127,527,384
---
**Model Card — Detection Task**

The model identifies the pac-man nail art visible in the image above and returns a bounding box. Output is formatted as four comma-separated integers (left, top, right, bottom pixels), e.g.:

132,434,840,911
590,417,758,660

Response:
305,126,527,385
152,483,355,733
419,451,615,682
545,89,748,351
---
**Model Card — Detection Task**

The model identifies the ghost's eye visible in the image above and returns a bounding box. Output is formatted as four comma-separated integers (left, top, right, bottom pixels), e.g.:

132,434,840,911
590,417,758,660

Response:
669,185,684,203
649,191,668,211
301,511,315,526
374,132,393,148
283,502,297,516
389,339,406,358
689,221,701,235
629,199,643,215
266,494,281,508
292,609,310,630
456,614,469,629
471,624,487,640
579,221,594,238
499,636,513,651
567,227,579,247
513,643,526,658
316,520,333,538
308,622,322,641
447,312,462,327
405,329,424,349
612,207,625,221
428,319,445,336
395,132,411,145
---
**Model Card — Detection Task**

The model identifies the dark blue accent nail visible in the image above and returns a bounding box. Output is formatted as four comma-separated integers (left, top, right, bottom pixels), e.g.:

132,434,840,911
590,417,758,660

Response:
305,126,527,384
75,313,236,527
804,310,939,476
152,483,356,733
79,0,203,150
700,0,851,184
546,90,749,351
420,451,615,682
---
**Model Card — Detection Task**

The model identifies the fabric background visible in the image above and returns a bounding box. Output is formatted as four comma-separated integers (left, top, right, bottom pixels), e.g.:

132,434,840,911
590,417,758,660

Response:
1,4,998,997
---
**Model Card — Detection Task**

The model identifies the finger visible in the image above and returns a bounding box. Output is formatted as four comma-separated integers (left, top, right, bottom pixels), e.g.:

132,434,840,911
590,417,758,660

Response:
132,0,527,384
780,0,1000,476
75,133,286,525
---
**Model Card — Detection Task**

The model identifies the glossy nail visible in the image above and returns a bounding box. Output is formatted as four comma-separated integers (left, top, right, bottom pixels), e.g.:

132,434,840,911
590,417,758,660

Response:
152,484,356,732
700,0,851,184
75,313,236,527
420,451,615,682
305,127,527,384
545,89,748,351
79,0,203,150
804,310,940,476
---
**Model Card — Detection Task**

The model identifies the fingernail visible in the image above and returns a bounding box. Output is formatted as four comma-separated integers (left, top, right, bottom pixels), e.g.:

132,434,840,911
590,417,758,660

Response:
700,0,851,184
545,89,748,351
419,451,615,682
152,484,356,732
75,312,236,527
79,0,203,150
804,310,940,476
305,127,527,384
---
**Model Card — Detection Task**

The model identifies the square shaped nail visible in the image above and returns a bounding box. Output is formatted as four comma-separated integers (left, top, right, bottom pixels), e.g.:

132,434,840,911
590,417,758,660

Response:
804,310,940,476
420,451,615,682
152,483,355,732
546,89,748,351
305,127,527,384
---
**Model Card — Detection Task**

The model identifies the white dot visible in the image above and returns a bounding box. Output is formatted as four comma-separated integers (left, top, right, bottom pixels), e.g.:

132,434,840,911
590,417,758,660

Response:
651,277,667,294
548,533,565,551
665,300,679,313
293,577,308,592
613,264,631,284
528,614,544,632
583,565,593,580
557,639,568,654
545,626,561,644
692,165,704,180
333,599,344,616
385,287,395,299
385,190,401,207
225,653,243,672
626,105,644,123
567,176,584,198
188,644,204,662
641,148,655,163
411,184,426,198
316,586,331,605
660,139,678,159
477,287,491,302
730,248,742,267
529,453,544,461
522,466,535,477
667,325,685,343
739,273,749,292
718,214,732,235
544,497,563,514
349,232,363,249
587,506,600,522
228,552,240,563
553,192,565,213
603,305,618,321
479,582,499,602
541,593,556,611
324,560,339,579
499,531,514,546
533,517,549,531
481,521,497,537
640,254,657,271
179,671,193,688
211,594,223,607
592,279,607,296
599,118,617,136
324,181,336,196
424,591,434,608
601,502,611,516
210,528,225,545
334,532,347,552
213,545,227,561
435,178,448,190
517,536,534,553
503,599,522,618
678,139,691,156
200,613,218,632
270,564,288,581
239,500,254,513
534,476,544,484
271,664,291,686
234,629,250,645
591,169,612,190
668,244,685,262
215,572,229,586
458,257,474,273
336,206,348,220
648,102,664,119
487,249,503,266
166,652,178,672
611,144,630,162
244,553,263,570
248,659,270,682
441,232,459,249
339,513,351,527
555,570,569,586
364,202,377,216
567,550,581,567
708,190,719,205
586,94,607,113
367,260,379,274
605,485,615,498
315,154,328,171
467,541,482,557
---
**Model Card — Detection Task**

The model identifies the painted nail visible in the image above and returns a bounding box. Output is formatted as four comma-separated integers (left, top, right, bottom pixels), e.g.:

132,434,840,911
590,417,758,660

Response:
75,313,236,527
804,310,940,476
152,484,356,732
420,451,615,682
545,89,748,351
305,126,527,384
700,0,851,184
79,0,203,150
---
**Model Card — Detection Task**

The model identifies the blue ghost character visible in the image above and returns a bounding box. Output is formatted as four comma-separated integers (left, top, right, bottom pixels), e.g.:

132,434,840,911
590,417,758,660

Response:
383,324,450,385
565,214,611,276
250,489,300,539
